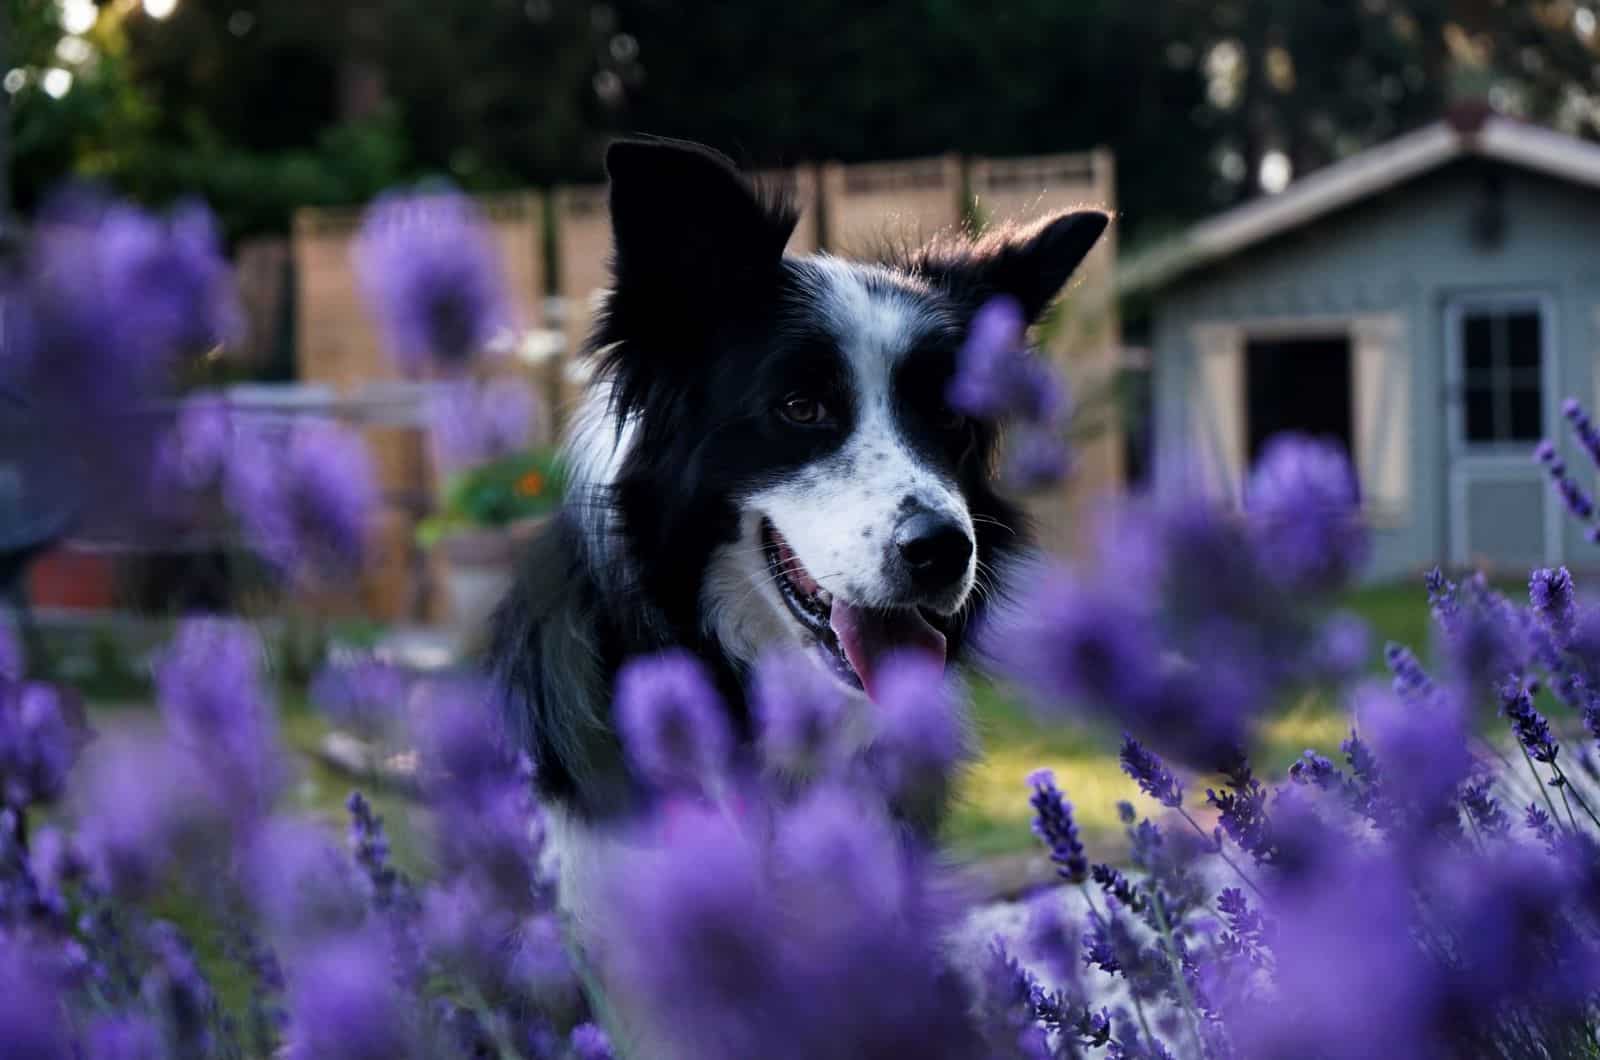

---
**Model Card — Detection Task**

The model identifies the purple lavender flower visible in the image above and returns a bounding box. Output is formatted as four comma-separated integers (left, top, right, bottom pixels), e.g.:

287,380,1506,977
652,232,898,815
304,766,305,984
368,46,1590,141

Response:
84,1015,163,1060
750,649,846,775
871,652,970,796
773,786,914,927
16,191,240,410
149,394,233,519
1562,396,1600,461
1530,567,1577,639
427,378,539,474
1245,433,1367,593
283,933,411,1060
0,622,22,683
1004,424,1072,492
947,295,1063,425
310,657,411,738
1459,778,1511,838
1312,611,1370,681
155,619,282,819
0,681,77,808
412,678,548,912
1119,735,1183,808
243,817,367,953
1205,750,1273,864
1090,862,1145,912
354,189,514,376
227,418,378,581
1536,439,1597,521
1356,685,1472,830
346,792,410,913
434,776,547,916
594,804,785,1055
1231,852,1435,1058
570,1023,615,1060
1502,684,1560,764
978,941,1054,1059
1215,887,1270,968
1023,892,1081,989
28,826,81,895
1286,749,1343,790
0,941,71,1058
420,876,521,994
987,570,1160,714
411,676,517,790
1525,802,1558,844
599,793,980,1059
614,650,731,793
1384,641,1437,704
141,921,218,1058
74,736,225,899
1027,769,1089,883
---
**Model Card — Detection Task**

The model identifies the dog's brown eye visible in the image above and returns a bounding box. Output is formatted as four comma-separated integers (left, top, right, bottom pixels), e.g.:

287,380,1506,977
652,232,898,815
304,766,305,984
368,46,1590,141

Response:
779,394,830,426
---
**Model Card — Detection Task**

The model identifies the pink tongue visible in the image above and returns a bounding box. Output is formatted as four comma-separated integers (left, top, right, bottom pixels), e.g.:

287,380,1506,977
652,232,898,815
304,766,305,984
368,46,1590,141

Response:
829,598,947,701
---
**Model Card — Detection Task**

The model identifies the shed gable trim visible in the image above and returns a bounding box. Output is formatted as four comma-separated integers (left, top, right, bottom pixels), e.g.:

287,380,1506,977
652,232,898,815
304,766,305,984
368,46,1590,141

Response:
1121,117,1600,297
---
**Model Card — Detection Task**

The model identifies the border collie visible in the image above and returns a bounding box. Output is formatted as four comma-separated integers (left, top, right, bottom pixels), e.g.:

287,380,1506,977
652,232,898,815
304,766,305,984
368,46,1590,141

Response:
489,137,1106,830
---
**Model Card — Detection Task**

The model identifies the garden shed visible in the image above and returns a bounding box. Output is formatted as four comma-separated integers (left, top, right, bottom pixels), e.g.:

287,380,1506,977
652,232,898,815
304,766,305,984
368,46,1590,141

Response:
1124,106,1600,578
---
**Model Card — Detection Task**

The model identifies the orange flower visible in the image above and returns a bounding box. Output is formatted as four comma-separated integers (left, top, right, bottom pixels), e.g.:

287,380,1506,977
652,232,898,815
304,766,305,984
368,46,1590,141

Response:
515,469,545,497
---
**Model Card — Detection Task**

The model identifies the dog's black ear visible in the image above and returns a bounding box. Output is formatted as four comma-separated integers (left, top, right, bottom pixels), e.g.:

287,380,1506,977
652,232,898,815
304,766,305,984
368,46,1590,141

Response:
605,137,797,296
915,209,1109,323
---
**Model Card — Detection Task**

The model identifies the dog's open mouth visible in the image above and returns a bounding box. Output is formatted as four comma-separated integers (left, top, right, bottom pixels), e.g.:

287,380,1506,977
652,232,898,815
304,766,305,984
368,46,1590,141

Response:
761,518,946,699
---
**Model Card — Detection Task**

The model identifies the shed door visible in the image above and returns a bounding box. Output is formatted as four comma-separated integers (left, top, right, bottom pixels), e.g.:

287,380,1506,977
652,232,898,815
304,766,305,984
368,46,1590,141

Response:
1445,293,1559,572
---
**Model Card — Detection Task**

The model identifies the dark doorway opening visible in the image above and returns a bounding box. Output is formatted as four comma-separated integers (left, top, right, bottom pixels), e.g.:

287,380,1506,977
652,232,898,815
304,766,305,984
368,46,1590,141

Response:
1245,334,1354,464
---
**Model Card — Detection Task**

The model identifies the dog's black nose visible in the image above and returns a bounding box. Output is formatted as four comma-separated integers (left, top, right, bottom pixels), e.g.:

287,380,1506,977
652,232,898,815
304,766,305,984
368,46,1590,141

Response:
894,512,973,593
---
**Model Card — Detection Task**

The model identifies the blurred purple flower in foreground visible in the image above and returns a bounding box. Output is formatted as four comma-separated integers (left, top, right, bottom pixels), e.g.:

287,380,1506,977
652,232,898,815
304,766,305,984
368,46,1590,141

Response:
871,651,971,804
615,650,732,794
83,1014,163,1060
0,942,71,1059
150,394,234,519
155,619,283,818
310,656,412,738
1246,433,1368,593
284,933,412,1060
947,295,1063,425
597,793,980,1060
6,190,241,411
946,294,1070,491
428,377,538,474
1,192,241,523
0,681,76,809
0,622,22,683
751,649,846,775
354,189,514,375
74,735,225,899
228,417,378,581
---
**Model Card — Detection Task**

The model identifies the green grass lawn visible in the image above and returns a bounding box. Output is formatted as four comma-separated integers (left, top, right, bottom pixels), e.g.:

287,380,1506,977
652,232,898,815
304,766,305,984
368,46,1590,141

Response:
944,577,1450,859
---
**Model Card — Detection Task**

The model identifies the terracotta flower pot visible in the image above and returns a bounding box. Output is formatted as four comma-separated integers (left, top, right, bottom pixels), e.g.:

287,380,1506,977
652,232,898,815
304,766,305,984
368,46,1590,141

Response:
438,516,545,629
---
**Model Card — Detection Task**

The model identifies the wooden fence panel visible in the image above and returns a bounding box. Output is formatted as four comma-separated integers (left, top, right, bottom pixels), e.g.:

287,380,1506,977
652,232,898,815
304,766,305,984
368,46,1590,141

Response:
819,155,963,256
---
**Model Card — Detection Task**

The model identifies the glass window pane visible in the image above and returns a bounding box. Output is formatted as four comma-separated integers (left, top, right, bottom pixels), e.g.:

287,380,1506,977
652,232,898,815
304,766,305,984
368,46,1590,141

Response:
1509,386,1542,441
1507,311,1542,373
1463,313,1494,382
1465,385,1496,442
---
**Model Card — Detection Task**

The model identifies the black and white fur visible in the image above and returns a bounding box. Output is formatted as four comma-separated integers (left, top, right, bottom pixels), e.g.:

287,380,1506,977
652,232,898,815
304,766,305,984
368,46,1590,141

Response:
488,138,1107,831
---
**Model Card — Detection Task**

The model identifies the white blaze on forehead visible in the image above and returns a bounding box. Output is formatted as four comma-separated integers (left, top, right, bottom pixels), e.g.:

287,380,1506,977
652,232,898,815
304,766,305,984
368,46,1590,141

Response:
722,255,976,616
800,255,946,365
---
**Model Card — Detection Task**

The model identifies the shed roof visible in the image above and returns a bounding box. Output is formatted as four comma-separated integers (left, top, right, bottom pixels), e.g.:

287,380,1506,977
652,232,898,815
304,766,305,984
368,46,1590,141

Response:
1119,110,1600,297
